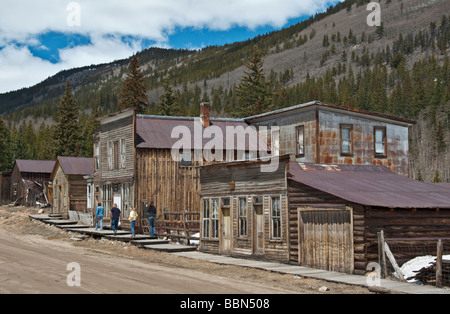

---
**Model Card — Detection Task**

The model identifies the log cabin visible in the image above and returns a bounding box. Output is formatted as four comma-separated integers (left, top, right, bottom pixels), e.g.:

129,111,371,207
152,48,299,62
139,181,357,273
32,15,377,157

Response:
200,159,450,274
50,156,93,214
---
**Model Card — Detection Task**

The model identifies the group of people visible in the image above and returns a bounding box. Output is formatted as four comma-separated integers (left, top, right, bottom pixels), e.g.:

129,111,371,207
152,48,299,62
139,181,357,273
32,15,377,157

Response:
94,200,157,237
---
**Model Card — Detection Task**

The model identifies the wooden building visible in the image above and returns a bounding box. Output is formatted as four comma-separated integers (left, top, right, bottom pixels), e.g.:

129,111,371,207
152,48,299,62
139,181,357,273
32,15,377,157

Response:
50,156,93,213
245,100,415,177
94,104,264,230
200,159,450,274
0,171,11,203
10,159,55,206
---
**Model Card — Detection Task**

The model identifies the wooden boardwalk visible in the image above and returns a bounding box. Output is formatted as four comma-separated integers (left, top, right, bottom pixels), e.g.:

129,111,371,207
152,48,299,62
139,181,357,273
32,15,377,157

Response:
172,251,450,295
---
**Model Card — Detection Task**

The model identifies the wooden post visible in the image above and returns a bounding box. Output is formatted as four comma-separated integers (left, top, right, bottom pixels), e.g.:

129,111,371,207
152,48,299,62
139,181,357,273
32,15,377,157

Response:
436,239,443,288
378,231,387,278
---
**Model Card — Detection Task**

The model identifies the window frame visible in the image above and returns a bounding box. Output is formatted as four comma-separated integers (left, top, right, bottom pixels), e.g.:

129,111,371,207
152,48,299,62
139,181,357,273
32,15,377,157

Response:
374,126,387,158
296,125,305,158
340,124,353,157
270,196,282,240
238,197,248,238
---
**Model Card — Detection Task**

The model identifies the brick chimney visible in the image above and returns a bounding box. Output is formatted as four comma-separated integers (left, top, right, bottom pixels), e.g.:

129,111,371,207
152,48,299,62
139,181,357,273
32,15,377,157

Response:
200,102,210,128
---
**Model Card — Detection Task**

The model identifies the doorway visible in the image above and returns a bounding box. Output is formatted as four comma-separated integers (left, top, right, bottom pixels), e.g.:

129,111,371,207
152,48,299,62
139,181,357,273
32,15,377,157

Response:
220,208,231,255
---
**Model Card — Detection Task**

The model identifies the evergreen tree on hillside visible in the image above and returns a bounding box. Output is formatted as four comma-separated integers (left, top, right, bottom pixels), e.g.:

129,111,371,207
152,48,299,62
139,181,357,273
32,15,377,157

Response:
119,55,149,113
158,79,182,116
234,46,272,117
0,117,10,171
54,81,80,157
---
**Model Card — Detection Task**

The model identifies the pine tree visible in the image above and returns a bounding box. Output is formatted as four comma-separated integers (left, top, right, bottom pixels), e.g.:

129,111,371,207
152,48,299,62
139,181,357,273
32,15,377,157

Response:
54,81,80,157
158,79,182,116
234,46,272,117
119,55,149,113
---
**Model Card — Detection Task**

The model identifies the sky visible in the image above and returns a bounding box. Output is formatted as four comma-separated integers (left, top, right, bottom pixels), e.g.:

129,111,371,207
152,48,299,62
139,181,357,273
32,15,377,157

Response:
0,0,341,94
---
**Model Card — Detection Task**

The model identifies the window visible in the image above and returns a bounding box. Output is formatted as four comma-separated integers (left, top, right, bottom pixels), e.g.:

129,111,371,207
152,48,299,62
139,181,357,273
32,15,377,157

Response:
107,142,113,170
271,197,281,239
202,200,210,238
120,139,126,168
122,183,131,218
271,127,280,156
374,127,387,157
221,198,230,207
94,142,100,171
340,124,353,156
239,198,248,237
102,184,112,212
211,199,219,239
296,126,305,157
114,141,119,170
180,150,192,167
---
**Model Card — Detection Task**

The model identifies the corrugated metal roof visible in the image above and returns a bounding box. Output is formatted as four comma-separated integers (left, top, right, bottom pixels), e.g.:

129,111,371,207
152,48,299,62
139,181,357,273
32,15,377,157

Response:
288,162,450,209
15,160,55,174
56,156,93,176
136,115,268,151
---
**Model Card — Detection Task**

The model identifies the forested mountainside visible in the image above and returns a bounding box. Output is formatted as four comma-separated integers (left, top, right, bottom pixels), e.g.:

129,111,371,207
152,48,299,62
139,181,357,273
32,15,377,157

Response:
0,0,448,182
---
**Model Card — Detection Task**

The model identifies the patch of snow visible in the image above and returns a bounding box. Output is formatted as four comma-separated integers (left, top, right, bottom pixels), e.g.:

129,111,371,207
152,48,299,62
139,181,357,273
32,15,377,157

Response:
400,255,450,284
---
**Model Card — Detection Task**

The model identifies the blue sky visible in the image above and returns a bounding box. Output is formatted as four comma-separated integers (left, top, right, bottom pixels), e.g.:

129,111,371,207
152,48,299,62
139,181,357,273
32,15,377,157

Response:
0,1,341,94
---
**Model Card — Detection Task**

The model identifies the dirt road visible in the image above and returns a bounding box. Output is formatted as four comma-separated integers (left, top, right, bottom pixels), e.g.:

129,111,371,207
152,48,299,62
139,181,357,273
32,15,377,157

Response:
0,206,371,294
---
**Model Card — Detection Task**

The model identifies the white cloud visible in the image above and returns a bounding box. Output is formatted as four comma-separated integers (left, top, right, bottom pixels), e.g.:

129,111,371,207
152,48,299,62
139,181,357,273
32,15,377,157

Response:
0,0,338,93
0,37,142,93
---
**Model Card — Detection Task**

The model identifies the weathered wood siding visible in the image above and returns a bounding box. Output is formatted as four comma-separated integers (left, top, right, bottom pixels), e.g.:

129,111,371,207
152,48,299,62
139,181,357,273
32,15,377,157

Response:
200,159,289,262
135,149,201,221
99,113,135,181
52,165,68,213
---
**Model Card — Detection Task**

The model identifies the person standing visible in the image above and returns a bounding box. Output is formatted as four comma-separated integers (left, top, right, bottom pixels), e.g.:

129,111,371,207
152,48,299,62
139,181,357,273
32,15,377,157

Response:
144,200,157,237
95,202,104,231
110,203,121,233
128,207,138,237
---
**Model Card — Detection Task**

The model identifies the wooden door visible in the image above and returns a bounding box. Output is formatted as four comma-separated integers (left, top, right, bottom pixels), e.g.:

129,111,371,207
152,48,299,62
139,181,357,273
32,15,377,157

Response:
298,208,354,273
253,204,264,254
220,208,231,255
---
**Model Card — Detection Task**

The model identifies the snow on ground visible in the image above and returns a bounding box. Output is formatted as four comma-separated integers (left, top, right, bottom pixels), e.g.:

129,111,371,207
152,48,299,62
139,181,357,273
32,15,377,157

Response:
400,255,450,284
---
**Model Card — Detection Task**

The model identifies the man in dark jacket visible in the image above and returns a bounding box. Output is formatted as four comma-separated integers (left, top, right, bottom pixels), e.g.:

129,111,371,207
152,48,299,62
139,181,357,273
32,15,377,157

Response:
144,200,157,236
110,203,121,233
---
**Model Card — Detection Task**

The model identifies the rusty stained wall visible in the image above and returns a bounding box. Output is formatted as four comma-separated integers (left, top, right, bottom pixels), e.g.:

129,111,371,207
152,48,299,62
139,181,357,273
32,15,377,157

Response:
252,109,317,161
318,110,410,177
249,107,410,177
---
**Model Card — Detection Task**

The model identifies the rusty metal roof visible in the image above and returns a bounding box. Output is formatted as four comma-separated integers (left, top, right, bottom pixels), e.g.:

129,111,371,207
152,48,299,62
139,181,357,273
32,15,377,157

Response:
288,162,450,209
14,160,55,174
136,115,268,151
55,156,94,176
